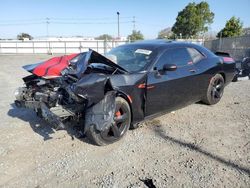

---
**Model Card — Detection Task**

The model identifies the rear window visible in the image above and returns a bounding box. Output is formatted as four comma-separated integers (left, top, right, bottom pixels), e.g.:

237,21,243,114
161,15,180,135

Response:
187,48,204,63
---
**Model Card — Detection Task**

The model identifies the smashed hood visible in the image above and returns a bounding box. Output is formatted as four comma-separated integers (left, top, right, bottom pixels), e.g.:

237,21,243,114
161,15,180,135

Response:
24,53,79,77
86,50,127,72
23,49,127,78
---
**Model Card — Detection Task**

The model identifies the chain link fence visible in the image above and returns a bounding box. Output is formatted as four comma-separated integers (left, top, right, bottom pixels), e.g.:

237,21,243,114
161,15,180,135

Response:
204,35,250,61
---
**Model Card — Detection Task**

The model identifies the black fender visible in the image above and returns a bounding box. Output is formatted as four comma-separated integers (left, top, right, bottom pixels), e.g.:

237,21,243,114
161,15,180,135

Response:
84,91,116,133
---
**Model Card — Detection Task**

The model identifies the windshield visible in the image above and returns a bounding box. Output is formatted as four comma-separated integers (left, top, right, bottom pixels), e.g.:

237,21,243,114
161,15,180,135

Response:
107,45,155,72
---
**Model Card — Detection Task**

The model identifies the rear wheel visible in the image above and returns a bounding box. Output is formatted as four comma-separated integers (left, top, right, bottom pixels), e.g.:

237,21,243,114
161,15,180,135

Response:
202,74,225,105
86,97,131,146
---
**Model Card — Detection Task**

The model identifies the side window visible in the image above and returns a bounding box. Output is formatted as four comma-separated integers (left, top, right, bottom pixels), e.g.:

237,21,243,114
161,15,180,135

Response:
155,50,172,69
156,48,192,69
171,48,192,66
187,48,204,63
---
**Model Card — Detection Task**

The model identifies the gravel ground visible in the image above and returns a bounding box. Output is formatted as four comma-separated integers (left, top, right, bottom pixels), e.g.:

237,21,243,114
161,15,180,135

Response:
0,55,249,188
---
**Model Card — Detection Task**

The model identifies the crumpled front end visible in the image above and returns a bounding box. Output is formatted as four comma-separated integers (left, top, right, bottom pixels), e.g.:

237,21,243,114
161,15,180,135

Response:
14,49,126,131
14,73,116,130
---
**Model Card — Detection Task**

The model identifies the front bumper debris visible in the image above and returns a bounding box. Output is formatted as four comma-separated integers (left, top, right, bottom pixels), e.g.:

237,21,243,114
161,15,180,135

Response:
14,100,65,130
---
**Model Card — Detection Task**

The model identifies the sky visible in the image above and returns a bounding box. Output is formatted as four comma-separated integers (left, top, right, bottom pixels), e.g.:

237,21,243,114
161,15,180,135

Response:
0,0,249,39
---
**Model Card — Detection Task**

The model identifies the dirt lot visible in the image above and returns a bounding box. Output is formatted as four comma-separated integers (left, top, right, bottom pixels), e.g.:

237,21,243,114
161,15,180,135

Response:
0,55,249,188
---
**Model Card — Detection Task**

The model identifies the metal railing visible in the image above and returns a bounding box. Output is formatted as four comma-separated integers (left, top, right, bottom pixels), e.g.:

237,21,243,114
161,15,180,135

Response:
0,39,129,54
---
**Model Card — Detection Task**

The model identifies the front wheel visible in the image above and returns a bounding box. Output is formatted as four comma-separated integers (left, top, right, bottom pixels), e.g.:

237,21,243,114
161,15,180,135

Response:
86,97,131,146
202,74,225,105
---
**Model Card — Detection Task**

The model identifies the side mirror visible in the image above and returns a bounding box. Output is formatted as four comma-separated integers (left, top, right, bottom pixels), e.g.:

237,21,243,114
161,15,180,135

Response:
162,64,177,71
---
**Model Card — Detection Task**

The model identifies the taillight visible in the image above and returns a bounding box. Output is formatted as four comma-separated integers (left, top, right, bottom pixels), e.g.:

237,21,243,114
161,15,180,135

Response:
223,57,234,62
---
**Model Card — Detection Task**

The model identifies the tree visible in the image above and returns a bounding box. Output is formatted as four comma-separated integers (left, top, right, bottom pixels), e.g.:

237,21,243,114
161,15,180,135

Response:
172,1,214,38
17,33,33,40
95,34,113,40
157,27,173,39
127,30,144,41
217,17,243,38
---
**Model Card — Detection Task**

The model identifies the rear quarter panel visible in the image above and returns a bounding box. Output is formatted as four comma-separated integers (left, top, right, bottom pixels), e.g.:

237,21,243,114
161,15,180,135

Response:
222,60,236,85
194,57,223,96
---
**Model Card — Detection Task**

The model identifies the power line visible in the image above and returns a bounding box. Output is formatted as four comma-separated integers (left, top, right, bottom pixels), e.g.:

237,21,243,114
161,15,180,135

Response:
0,20,163,28
0,22,44,26
50,21,131,25
0,19,44,22
0,17,133,26
50,16,132,21
0,17,133,23
0,21,132,27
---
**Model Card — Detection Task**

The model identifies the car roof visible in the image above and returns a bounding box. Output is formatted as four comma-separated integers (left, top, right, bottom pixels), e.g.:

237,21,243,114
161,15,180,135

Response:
132,39,173,45
130,39,196,48
122,39,214,57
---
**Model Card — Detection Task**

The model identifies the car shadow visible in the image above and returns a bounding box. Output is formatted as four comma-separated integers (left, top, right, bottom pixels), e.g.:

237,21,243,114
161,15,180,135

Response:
152,125,250,175
7,103,90,143
195,101,208,106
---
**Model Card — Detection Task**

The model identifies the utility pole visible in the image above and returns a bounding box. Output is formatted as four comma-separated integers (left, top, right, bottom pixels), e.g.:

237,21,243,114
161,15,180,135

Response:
117,12,120,39
219,31,222,51
46,17,50,38
132,16,136,31
46,17,51,54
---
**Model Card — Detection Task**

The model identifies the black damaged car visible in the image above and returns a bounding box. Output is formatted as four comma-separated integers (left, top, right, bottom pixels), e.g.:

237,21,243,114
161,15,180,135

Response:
14,40,236,145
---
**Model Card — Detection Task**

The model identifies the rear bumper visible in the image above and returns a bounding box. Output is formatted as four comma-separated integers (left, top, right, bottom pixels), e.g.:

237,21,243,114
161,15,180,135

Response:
15,100,65,130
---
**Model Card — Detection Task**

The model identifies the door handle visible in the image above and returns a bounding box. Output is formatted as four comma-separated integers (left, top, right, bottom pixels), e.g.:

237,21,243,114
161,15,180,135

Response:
189,69,196,73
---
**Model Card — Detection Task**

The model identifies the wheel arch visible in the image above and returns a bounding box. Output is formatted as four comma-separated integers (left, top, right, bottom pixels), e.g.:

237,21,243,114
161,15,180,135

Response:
116,91,133,125
218,72,226,82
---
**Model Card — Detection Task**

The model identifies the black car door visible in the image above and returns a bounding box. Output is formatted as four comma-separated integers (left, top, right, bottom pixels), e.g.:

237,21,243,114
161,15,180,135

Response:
186,47,208,99
145,47,199,117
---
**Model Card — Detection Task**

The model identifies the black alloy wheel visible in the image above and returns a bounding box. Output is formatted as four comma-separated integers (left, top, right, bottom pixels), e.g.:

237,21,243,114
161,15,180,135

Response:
202,74,225,105
86,97,131,146
211,76,224,100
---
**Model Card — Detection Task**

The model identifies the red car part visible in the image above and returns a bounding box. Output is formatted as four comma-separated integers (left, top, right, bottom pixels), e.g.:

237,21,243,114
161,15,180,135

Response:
33,53,78,77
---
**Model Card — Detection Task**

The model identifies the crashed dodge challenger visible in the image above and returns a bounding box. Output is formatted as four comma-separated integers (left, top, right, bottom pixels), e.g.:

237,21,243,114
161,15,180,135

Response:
15,40,236,145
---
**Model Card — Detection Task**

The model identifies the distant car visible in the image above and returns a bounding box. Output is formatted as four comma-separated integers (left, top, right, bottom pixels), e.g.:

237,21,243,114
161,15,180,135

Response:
14,40,236,145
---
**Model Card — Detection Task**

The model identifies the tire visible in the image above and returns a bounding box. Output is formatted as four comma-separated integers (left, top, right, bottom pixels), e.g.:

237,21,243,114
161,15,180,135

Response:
202,74,225,105
86,97,131,146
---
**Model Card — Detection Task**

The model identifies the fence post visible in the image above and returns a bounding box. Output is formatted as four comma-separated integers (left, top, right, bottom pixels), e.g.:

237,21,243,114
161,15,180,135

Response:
16,42,18,54
219,32,222,51
79,42,81,53
97,40,99,52
32,41,35,54
64,42,66,54
234,37,237,59
49,41,51,54
104,39,107,54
